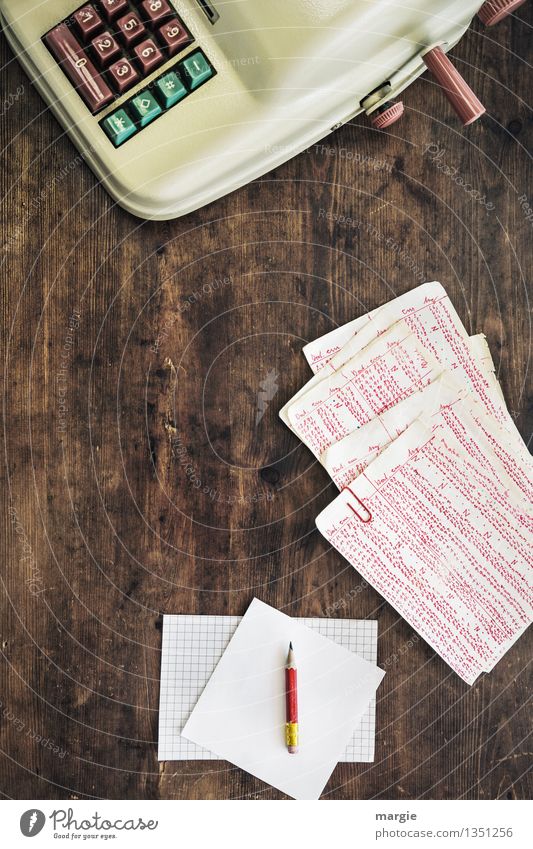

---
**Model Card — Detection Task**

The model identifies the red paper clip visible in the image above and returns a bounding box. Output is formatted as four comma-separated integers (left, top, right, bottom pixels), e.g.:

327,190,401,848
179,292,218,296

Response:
344,486,372,523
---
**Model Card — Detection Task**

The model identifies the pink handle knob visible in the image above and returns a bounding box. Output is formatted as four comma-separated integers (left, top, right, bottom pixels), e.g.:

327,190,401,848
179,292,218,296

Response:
423,46,485,126
478,0,527,25
371,101,404,129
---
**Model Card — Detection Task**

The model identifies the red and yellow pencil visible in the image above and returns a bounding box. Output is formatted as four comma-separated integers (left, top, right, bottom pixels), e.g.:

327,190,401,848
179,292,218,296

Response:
285,641,298,754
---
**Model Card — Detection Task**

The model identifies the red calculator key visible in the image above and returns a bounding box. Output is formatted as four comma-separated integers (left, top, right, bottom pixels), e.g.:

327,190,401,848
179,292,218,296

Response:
133,38,164,75
116,12,146,48
91,30,122,68
107,57,140,93
99,0,129,21
73,5,104,41
140,0,173,25
157,18,192,57
44,23,113,113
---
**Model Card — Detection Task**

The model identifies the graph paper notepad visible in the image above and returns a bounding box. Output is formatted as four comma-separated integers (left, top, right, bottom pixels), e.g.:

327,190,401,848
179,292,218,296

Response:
180,599,384,800
158,614,379,763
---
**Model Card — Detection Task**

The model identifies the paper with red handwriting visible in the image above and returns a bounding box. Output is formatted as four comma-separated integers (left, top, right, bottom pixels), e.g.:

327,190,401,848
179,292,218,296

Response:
322,371,528,491
303,282,456,374
280,286,431,426
280,331,496,431
301,287,425,374
469,334,502,394
428,390,533,511
289,283,509,433
324,287,508,426
316,419,533,684
286,325,442,458
321,373,464,488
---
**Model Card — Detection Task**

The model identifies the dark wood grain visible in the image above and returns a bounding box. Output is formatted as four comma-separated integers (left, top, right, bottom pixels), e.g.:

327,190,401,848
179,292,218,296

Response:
1,9,531,800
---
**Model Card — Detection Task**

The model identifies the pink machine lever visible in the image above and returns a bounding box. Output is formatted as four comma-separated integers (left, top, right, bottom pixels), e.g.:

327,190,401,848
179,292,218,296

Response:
423,46,485,126
478,0,527,25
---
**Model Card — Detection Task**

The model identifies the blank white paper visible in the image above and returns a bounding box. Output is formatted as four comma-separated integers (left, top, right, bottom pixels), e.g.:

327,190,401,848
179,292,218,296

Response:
180,599,385,800
158,614,380,763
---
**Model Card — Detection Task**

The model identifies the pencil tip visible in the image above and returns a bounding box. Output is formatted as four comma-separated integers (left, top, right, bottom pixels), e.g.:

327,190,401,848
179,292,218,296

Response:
289,641,293,650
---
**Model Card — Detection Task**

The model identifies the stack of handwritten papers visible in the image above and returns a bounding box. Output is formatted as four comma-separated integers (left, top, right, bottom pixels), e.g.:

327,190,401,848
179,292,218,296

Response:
281,282,533,684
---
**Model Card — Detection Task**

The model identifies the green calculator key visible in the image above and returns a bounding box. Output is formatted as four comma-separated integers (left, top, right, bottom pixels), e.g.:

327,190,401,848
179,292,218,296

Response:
101,109,137,147
130,91,162,127
155,72,187,109
181,51,214,90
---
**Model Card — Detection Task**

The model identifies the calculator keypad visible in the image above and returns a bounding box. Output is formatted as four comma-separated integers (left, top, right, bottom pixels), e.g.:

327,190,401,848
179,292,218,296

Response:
43,1,216,146
102,48,214,146
129,90,162,126
154,70,187,108
101,107,137,144
181,50,213,90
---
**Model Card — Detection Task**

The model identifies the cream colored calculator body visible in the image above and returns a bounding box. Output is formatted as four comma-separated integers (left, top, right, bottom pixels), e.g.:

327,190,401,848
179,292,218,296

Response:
1,1,486,219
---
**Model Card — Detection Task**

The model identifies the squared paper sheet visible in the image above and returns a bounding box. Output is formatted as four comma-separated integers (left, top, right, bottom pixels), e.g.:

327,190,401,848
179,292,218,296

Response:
180,599,385,800
159,613,380,763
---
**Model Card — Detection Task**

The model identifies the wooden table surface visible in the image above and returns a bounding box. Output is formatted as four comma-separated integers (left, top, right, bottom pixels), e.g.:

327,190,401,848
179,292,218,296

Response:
1,9,531,801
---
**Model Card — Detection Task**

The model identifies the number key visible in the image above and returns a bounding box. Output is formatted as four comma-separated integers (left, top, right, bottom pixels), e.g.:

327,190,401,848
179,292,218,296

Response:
107,57,140,93
140,0,173,26
116,12,146,48
157,17,192,57
133,38,164,75
90,30,122,68
99,0,129,22
44,23,113,113
73,5,104,41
